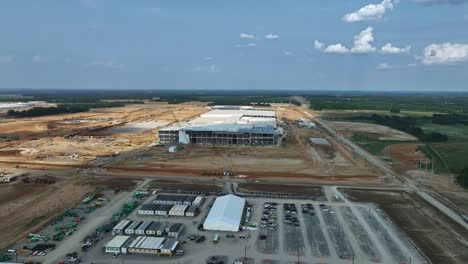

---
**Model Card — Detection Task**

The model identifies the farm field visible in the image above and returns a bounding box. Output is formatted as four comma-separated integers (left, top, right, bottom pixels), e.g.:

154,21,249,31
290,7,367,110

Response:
420,124,468,174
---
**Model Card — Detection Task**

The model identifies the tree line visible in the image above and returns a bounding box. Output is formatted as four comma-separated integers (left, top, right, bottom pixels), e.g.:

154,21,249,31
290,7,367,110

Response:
353,114,448,142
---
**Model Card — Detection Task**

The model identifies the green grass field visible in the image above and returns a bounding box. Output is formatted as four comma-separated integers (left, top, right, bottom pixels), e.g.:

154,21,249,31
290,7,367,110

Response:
318,109,435,122
420,124,468,174
349,135,401,156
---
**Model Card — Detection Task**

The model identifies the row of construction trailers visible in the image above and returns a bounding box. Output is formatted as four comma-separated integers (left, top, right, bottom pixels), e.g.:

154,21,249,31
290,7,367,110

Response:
138,203,200,217
153,194,205,206
105,235,179,256
112,220,184,239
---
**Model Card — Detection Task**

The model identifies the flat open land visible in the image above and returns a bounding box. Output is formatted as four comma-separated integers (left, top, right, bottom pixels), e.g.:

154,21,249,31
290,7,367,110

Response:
324,121,417,141
0,104,207,164
238,182,323,196
341,188,468,264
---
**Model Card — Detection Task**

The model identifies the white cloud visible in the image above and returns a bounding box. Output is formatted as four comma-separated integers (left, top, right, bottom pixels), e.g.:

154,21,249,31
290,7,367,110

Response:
235,43,257,48
265,33,279,40
282,50,293,56
203,57,214,61
189,64,220,73
32,55,55,63
88,60,125,69
240,33,255,39
420,43,468,65
380,43,411,54
316,27,408,56
350,27,376,53
324,44,349,54
316,27,376,54
0,55,14,63
343,0,396,23
314,40,324,50
377,62,392,70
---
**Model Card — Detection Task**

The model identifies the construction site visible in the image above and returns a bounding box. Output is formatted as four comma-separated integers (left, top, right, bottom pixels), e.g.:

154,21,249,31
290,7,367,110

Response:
0,100,466,264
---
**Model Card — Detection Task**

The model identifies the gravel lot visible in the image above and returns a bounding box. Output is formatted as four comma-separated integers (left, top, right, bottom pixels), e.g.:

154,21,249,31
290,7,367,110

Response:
319,205,354,259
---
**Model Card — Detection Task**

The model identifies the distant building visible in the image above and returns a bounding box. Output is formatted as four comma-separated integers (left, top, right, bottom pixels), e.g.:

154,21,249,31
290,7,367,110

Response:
158,109,282,145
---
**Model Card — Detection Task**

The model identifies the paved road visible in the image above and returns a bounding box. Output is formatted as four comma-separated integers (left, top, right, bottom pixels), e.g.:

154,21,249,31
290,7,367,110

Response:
294,96,468,230
43,179,151,264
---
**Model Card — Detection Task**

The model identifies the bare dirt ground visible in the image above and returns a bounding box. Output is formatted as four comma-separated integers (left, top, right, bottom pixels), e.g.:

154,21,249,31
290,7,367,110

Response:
238,182,323,196
148,179,222,193
0,177,92,250
341,188,468,264
0,104,207,164
387,143,428,173
324,121,417,141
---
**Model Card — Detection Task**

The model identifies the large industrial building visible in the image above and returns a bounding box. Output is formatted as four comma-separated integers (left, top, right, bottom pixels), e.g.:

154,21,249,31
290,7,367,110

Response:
203,194,246,232
158,109,282,146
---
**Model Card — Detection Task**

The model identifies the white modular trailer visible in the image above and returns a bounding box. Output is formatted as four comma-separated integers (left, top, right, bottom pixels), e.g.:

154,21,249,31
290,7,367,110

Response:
105,235,131,253
112,220,132,235
203,194,246,232
135,221,152,236
124,221,142,235
169,204,188,216
128,236,165,255
192,196,205,206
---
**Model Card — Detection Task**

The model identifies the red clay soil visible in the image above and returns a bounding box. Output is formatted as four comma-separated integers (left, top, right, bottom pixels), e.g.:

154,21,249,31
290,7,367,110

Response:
108,166,379,183
388,143,428,173
238,182,323,195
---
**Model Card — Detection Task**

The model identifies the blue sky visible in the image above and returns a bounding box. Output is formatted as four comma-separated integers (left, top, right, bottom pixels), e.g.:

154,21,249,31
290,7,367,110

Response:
0,0,467,91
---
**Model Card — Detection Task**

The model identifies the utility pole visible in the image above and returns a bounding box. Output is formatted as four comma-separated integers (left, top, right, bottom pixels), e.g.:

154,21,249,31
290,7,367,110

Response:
431,158,434,176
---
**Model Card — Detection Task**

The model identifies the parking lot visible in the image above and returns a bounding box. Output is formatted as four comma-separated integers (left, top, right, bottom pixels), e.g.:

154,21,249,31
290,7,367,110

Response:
8,185,428,264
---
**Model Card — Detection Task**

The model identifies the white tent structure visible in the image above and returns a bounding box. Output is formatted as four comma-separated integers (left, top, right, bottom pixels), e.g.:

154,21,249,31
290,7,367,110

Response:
203,194,246,232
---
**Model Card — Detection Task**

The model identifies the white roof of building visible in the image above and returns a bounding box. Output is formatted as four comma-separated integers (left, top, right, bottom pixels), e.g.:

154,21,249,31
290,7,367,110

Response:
203,194,245,232
160,109,278,134
106,235,130,248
